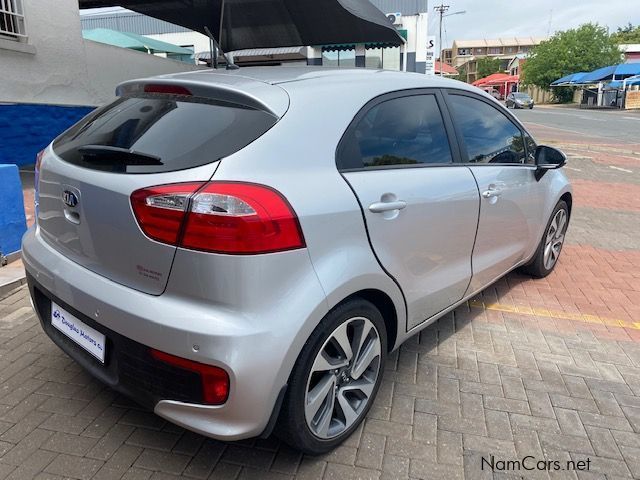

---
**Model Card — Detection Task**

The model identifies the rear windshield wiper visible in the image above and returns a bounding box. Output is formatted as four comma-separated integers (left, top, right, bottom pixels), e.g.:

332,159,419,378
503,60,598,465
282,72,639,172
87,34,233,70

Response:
78,145,163,166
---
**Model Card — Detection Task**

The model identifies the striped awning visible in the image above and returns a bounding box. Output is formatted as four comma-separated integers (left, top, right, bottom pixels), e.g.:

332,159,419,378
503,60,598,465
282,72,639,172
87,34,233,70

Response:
195,46,306,60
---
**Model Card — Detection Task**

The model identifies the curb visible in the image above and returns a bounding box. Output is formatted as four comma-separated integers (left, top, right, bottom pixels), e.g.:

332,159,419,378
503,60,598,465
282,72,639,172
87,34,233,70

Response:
0,276,27,299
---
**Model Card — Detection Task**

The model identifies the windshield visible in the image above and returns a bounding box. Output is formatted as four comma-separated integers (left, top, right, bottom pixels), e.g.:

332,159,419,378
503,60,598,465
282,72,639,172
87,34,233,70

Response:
513,93,531,99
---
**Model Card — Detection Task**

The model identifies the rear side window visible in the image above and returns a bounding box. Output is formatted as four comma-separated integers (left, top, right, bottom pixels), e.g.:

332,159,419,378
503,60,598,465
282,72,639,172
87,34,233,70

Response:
448,94,526,165
53,94,278,174
337,94,453,170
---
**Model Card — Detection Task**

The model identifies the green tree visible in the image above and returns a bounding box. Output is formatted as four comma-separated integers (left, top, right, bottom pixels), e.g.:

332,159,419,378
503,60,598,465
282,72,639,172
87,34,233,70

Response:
521,23,621,103
455,66,468,83
476,57,503,79
611,23,640,44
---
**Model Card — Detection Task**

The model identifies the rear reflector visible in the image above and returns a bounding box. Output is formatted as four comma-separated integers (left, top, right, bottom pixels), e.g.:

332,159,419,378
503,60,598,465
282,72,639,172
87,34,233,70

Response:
150,349,229,404
131,182,305,254
143,84,192,96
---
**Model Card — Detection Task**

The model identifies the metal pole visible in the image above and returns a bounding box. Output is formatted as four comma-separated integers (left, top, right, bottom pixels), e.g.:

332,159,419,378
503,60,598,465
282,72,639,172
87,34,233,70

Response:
434,4,449,76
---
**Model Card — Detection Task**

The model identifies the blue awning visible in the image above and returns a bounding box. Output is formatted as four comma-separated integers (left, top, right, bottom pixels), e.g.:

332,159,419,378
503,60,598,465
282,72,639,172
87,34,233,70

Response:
550,72,588,86
550,73,575,85
579,65,617,83
551,64,640,87
614,63,640,76
607,77,640,89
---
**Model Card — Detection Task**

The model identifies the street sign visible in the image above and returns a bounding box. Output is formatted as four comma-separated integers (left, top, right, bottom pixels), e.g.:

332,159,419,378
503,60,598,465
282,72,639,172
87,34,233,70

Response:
425,35,436,75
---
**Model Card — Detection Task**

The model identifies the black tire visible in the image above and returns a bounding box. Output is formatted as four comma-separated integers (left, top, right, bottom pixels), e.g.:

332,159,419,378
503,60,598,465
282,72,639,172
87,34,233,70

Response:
529,105,534,109
520,200,569,278
276,298,387,455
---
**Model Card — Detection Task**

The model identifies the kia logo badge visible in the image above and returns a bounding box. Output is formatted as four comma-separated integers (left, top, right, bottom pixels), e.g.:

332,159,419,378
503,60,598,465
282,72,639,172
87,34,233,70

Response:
62,190,78,208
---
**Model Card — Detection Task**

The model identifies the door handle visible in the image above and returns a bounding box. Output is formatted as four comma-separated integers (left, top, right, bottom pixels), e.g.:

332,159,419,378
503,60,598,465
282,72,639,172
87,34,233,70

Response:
368,200,407,213
481,188,502,198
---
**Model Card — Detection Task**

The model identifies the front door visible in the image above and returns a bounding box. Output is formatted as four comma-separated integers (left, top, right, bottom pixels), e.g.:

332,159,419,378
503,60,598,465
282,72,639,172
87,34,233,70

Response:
444,91,544,294
338,91,479,329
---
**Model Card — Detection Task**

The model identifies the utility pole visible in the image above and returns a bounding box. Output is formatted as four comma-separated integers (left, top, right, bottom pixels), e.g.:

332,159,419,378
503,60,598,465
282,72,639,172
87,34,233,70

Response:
434,4,449,76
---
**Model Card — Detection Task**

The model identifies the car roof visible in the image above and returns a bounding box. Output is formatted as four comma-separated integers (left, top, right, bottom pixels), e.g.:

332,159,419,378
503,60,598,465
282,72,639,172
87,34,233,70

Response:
161,66,474,88
126,66,497,117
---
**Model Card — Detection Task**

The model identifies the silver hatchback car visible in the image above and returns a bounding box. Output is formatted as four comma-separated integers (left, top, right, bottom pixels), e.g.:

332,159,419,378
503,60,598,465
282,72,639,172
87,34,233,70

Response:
22,67,571,454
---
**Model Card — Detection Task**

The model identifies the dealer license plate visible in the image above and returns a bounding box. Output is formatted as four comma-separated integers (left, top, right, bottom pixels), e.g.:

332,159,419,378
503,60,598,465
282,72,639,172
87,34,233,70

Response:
51,302,106,363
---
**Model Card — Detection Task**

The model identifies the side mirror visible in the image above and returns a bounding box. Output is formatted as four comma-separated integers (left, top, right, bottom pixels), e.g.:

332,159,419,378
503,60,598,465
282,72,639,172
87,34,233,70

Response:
534,145,566,180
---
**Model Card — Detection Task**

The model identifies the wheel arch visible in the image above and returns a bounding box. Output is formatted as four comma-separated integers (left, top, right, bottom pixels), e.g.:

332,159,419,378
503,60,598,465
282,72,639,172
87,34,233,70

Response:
560,191,573,217
337,289,399,352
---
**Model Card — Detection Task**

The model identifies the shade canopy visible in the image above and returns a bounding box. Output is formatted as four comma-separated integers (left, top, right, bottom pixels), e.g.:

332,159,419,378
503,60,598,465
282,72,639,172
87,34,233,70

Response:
472,73,519,87
550,72,590,86
78,0,405,52
607,76,640,89
579,65,617,83
551,64,640,86
614,63,640,76
83,28,194,54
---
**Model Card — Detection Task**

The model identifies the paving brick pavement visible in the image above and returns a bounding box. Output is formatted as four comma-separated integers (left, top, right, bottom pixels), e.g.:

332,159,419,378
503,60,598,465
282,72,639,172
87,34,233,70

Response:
1,130,639,479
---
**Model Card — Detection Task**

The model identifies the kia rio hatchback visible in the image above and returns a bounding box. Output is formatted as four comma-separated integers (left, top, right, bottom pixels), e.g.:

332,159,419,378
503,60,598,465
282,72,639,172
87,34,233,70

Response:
22,67,571,454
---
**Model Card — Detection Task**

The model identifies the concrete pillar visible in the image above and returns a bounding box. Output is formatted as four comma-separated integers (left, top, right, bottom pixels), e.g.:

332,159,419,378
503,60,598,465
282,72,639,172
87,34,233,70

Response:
306,46,322,66
355,44,365,67
414,13,428,74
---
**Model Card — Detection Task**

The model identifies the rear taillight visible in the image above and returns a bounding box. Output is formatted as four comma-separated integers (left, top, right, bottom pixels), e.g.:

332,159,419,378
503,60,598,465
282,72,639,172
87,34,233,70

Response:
131,183,204,245
131,182,305,254
150,349,229,404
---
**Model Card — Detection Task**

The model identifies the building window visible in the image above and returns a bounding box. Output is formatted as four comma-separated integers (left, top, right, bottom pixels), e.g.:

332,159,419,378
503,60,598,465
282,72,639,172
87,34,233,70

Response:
457,48,471,56
488,47,502,55
365,46,400,71
365,47,382,69
0,0,26,39
381,46,400,71
322,48,355,67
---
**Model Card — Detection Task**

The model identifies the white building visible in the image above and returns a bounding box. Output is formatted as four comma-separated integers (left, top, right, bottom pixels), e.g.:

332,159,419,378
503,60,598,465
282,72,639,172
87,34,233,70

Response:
0,0,203,167
80,0,432,73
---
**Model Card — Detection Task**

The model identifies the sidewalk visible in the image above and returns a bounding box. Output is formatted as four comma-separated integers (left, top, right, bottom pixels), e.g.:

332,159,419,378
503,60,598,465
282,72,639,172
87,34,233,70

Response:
0,258,26,297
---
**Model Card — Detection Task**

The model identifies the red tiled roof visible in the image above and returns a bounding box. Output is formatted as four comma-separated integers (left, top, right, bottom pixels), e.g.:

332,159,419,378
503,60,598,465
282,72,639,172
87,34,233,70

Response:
435,61,458,75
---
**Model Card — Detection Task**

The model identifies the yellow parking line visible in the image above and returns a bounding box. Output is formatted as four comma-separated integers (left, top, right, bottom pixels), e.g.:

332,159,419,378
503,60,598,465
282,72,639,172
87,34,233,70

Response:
468,300,636,330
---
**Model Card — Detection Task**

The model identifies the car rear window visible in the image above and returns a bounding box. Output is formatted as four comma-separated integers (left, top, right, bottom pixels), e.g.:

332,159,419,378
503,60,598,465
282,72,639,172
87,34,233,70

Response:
53,93,278,174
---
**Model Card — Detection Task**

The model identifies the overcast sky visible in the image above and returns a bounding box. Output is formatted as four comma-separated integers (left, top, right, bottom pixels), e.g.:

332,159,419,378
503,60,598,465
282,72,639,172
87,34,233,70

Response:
428,0,640,51
81,1,640,52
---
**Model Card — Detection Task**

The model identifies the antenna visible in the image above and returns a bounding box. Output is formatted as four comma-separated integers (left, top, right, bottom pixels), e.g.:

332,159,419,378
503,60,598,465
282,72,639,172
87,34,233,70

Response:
203,0,239,70
546,9,553,37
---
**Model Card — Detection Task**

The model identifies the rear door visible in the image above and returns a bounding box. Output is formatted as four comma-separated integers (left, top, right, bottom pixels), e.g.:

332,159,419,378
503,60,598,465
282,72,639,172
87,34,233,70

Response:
38,90,279,294
339,90,479,329
444,90,544,294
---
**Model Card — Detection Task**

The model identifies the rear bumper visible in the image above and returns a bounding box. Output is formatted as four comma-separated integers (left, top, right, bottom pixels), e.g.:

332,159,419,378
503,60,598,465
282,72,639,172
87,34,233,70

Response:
22,226,328,440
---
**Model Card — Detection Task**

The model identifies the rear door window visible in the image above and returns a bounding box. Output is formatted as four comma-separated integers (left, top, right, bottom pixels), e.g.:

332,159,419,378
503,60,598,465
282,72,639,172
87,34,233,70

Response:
53,94,278,174
337,94,453,170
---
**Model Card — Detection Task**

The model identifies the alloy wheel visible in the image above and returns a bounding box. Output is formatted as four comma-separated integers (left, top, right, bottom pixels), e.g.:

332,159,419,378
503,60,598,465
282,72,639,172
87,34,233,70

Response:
304,316,381,439
543,208,567,270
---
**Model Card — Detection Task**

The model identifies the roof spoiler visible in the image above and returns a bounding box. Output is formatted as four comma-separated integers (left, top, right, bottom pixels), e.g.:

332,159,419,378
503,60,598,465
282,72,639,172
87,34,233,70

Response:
116,76,289,117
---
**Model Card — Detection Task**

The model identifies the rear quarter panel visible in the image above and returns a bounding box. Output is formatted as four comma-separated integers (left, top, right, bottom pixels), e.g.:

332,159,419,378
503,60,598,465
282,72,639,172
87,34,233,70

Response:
207,81,407,362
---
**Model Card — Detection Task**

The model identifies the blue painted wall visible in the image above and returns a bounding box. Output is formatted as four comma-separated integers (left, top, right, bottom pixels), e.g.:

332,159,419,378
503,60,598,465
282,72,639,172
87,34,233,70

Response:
0,165,27,255
0,103,94,167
